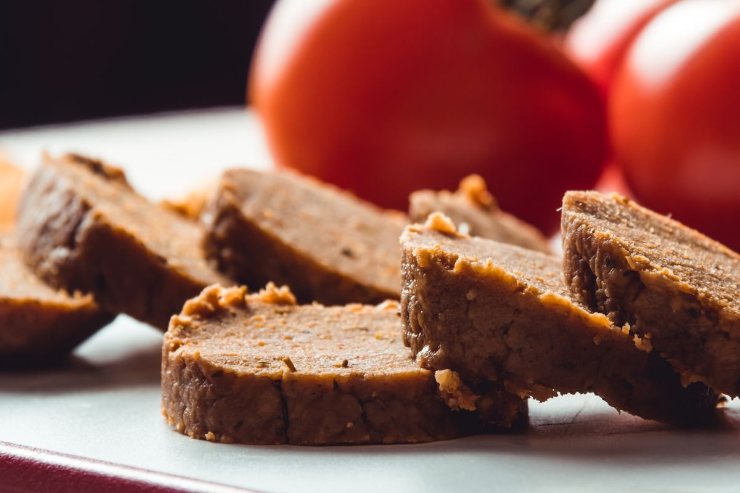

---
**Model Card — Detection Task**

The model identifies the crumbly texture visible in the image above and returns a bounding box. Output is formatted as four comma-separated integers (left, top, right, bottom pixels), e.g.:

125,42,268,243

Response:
161,180,218,221
0,235,112,366
203,168,406,305
401,219,719,425
0,156,25,232
15,153,230,330
409,175,551,253
562,191,740,397
161,284,526,445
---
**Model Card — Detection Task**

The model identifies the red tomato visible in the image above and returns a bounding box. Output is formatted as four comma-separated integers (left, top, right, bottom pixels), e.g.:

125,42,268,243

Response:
610,0,740,250
250,0,607,234
565,0,677,95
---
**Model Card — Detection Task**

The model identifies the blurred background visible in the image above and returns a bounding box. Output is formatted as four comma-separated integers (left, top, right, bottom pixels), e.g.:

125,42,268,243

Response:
0,1,274,129
1,0,737,248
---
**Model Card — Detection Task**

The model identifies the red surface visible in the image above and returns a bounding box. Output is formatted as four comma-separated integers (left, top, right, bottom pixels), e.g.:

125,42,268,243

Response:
0,442,252,493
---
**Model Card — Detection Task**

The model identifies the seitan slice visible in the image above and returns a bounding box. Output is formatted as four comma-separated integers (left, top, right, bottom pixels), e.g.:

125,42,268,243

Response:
0,235,112,366
409,175,551,253
203,168,406,305
562,191,740,397
15,153,230,330
161,284,527,445
400,214,719,425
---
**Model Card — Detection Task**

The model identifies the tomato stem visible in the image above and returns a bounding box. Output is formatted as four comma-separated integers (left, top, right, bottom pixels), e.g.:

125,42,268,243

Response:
498,0,596,32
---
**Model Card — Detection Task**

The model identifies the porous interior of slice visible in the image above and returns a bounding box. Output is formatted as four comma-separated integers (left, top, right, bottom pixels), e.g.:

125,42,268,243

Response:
45,154,225,285
562,191,740,396
221,169,405,295
171,288,419,378
400,220,718,424
563,191,739,315
409,175,550,253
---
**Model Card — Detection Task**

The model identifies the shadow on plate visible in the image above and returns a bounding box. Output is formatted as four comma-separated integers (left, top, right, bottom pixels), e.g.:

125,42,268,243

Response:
246,398,739,465
0,344,161,393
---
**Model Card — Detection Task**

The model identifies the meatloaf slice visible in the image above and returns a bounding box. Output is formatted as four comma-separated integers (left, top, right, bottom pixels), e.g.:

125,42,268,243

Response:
409,175,551,253
15,153,230,330
161,284,526,445
401,214,719,425
562,191,740,397
204,168,406,305
0,235,112,366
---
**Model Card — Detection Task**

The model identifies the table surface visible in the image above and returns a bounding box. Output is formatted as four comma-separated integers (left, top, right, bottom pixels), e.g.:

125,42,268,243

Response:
0,109,738,493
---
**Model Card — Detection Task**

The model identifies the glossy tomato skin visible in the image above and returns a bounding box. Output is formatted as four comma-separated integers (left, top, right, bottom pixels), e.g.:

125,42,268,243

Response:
565,0,676,95
251,0,607,234
610,0,740,250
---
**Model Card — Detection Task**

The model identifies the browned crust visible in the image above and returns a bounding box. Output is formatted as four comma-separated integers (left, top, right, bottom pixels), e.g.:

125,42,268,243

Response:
161,353,287,444
0,235,113,366
0,300,113,368
401,223,719,425
161,352,511,445
15,154,227,330
562,191,740,397
61,152,132,188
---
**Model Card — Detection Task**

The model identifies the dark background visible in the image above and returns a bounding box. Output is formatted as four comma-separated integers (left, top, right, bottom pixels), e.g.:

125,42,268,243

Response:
0,1,275,130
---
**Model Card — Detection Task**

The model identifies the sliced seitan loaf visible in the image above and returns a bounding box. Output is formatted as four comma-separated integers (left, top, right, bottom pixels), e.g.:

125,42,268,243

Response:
204,168,406,305
561,191,740,397
409,175,551,253
400,214,720,425
161,284,527,445
15,153,230,330
0,235,113,366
